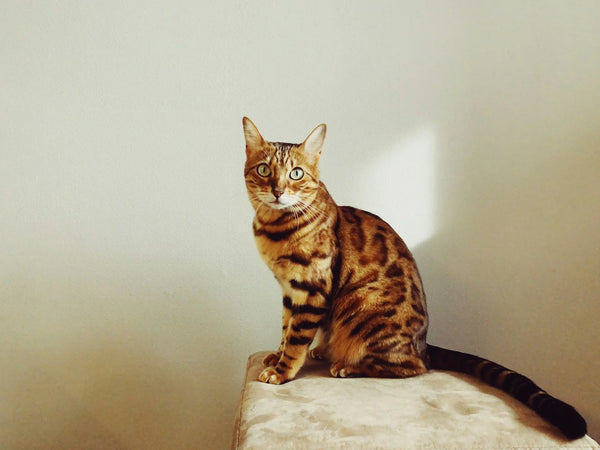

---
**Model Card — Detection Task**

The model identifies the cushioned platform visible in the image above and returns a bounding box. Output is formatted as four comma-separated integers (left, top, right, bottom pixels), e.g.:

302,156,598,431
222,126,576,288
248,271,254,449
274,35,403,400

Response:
233,352,598,449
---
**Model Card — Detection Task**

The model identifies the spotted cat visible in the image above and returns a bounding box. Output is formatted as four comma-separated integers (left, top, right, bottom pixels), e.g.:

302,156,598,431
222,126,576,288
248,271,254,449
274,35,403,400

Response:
242,117,587,440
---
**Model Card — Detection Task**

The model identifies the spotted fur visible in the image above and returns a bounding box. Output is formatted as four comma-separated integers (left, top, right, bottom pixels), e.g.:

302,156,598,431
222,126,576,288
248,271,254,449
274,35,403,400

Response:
242,117,587,440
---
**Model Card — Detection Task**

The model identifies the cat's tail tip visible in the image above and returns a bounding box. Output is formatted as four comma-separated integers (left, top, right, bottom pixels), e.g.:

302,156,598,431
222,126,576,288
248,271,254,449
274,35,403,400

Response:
544,400,587,440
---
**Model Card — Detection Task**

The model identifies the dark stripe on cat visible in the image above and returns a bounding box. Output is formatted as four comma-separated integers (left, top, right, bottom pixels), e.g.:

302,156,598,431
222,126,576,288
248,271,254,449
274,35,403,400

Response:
292,320,322,331
395,295,406,305
335,297,361,323
349,313,380,337
283,296,328,316
253,224,297,242
278,253,312,266
363,355,421,370
272,142,297,152
340,311,358,327
295,304,328,315
393,237,413,260
372,233,388,266
290,279,327,297
327,214,343,302
479,361,507,385
410,282,420,300
385,262,404,278
341,206,360,224
411,301,425,316
269,211,296,225
278,360,290,369
311,250,332,259
409,281,425,315
382,308,396,317
367,340,399,354
282,296,292,309
282,352,296,361
405,316,424,330
342,208,366,251
350,230,365,252
288,336,313,346
338,270,380,298
364,323,387,339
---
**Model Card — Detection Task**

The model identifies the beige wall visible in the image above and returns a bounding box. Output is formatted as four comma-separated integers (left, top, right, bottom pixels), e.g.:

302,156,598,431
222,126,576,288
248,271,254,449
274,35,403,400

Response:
2,2,598,448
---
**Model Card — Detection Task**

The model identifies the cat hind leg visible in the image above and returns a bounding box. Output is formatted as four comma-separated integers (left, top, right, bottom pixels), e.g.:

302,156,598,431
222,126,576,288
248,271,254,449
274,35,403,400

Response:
329,361,365,378
309,346,327,360
309,328,329,360
330,356,427,378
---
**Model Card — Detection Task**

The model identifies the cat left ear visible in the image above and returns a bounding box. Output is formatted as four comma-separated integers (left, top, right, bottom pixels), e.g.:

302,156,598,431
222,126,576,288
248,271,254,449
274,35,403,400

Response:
243,117,265,156
302,124,327,161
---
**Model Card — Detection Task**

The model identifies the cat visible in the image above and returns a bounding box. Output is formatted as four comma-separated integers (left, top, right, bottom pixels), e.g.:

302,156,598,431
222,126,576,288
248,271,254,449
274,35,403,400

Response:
242,117,587,440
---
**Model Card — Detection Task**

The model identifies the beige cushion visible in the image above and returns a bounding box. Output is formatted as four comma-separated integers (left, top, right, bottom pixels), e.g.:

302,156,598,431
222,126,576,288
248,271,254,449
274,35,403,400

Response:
233,351,598,449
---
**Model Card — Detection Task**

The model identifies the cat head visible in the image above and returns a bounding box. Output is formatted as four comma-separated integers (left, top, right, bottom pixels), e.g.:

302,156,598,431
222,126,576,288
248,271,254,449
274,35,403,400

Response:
243,117,326,211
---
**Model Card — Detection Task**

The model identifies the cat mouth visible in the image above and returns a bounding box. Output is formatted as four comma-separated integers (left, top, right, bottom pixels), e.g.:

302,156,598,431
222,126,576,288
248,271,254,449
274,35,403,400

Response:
268,197,296,210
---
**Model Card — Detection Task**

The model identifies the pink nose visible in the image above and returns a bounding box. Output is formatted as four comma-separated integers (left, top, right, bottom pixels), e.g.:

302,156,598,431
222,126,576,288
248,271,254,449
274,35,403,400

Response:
272,188,284,198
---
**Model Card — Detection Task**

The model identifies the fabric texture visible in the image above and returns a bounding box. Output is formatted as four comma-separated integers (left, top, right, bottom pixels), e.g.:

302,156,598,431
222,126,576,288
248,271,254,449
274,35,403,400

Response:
233,351,598,449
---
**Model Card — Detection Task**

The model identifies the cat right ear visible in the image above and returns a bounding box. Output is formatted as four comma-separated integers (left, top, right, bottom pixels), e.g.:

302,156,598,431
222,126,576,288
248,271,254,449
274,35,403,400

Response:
243,117,265,156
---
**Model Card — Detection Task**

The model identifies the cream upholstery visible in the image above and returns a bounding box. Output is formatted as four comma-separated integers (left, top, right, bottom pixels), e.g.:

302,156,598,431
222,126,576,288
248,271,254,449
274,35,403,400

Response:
233,352,598,449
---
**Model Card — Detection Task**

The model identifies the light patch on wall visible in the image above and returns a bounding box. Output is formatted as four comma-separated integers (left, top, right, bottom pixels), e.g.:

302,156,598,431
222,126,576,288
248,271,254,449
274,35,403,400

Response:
357,128,436,248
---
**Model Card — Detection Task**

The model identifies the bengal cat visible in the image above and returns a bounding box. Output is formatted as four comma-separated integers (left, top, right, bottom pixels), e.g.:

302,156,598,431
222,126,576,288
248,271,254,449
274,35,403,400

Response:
242,117,587,440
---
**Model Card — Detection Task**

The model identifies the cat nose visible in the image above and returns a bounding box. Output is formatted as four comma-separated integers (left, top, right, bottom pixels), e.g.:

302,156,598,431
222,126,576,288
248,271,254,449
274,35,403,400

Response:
272,187,284,198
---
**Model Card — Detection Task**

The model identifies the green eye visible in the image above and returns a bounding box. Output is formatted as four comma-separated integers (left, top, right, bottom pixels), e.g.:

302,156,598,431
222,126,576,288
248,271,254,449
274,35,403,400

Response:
289,167,304,180
257,164,271,177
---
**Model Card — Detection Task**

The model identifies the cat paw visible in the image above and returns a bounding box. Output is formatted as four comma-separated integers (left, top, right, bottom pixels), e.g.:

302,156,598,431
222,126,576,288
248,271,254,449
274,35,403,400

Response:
258,367,289,385
309,348,326,360
262,352,281,367
329,362,345,377
330,362,359,378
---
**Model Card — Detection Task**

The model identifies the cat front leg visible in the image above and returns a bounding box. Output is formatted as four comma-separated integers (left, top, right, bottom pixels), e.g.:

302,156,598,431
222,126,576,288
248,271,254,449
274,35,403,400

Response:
262,303,292,367
259,291,328,384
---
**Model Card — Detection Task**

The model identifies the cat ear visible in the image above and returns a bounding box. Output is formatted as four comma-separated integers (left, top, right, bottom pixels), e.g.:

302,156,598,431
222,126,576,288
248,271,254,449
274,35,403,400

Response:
302,124,327,161
242,117,265,156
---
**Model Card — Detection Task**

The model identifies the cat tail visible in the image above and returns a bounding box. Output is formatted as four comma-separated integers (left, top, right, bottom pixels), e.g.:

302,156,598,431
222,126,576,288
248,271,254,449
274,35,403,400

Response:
427,344,587,440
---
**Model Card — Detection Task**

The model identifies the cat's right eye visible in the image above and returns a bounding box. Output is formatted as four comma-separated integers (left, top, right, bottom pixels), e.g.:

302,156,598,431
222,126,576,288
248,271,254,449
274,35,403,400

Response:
257,164,271,177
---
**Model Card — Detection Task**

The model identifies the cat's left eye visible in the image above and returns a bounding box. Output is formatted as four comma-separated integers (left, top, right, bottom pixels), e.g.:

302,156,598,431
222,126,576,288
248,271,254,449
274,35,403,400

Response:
289,167,304,180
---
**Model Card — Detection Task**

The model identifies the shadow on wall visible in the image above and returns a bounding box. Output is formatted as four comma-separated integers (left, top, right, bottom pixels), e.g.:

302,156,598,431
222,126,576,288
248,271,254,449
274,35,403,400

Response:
355,127,437,249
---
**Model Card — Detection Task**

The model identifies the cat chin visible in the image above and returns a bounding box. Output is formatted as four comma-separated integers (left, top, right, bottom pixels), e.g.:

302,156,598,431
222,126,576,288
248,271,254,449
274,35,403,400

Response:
268,202,295,210
263,199,298,210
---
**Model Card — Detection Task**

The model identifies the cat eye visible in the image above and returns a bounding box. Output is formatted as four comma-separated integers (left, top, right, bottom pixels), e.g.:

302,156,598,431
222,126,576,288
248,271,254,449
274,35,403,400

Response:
257,164,271,177
289,167,304,180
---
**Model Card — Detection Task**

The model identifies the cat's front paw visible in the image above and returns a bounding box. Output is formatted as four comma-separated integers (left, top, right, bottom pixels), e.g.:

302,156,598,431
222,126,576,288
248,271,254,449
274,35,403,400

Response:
258,367,290,385
262,352,281,367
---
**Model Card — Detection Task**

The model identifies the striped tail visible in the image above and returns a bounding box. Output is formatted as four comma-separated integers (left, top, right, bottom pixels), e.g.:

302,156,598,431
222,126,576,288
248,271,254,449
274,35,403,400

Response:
427,345,587,440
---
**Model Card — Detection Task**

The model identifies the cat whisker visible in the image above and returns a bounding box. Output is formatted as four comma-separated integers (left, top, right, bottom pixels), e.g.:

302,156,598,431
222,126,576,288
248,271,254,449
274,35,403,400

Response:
292,200,322,229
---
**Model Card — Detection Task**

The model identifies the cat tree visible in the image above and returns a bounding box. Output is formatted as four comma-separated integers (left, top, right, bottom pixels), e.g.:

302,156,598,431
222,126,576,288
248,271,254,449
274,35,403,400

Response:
232,352,598,449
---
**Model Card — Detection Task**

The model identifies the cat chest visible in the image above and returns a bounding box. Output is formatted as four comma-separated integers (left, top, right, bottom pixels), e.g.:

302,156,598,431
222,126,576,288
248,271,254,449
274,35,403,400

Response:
254,234,333,281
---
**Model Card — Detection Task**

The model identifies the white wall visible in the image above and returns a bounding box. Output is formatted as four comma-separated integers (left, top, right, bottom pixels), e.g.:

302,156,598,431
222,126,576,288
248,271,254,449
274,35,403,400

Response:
2,2,599,447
